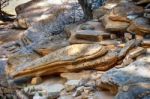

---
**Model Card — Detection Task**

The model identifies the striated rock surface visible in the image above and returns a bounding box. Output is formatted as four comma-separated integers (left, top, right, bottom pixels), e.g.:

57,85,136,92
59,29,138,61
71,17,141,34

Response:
9,44,109,79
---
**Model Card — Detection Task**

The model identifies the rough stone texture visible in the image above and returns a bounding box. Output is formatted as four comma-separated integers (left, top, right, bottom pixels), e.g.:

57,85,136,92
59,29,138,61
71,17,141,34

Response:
127,17,150,35
100,56,150,95
68,21,110,44
109,2,144,22
102,14,130,32
9,44,111,79
116,83,150,99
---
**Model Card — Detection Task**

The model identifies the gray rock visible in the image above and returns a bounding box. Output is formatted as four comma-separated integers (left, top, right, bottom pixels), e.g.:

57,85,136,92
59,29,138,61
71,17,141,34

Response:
116,83,150,99
101,56,150,95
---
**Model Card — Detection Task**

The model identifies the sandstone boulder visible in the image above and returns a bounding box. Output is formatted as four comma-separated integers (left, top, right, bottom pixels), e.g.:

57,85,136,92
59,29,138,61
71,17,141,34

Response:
8,44,116,79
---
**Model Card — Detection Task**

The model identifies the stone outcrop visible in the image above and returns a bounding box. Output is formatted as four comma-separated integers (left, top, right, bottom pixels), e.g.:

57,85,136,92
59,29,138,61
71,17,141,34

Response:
8,44,109,79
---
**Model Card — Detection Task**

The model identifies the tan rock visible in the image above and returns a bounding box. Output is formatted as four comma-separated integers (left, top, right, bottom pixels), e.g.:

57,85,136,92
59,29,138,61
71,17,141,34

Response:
142,39,150,48
127,17,150,35
31,76,42,85
9,44,110,79
102,14,130,32
75,30,110,42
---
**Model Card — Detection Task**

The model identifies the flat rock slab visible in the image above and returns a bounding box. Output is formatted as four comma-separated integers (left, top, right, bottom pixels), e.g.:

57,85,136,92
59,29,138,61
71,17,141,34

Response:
69,21,110,44
75,30,110,42
101,56,150,94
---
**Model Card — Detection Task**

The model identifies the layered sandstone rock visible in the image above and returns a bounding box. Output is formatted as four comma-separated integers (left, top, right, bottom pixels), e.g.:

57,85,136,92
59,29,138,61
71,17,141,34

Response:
7,44,118,79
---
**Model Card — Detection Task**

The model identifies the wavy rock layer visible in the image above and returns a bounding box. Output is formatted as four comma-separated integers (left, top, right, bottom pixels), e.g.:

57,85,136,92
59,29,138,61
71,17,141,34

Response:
8,44,116,79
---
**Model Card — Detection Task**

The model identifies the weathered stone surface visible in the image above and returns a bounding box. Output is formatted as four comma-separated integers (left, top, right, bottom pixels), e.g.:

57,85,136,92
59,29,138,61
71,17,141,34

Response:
127,17,150,35
109,2,143,22
75,30,110,42
102,14,130,32
9,44,109,79
116,83,150,99
100,56,150,95
69,21,110,44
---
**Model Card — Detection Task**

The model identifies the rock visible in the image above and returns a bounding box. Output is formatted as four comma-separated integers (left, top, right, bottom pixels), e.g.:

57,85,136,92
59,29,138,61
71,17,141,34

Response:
142,39,150,48
102,14,130,32
124,33,132,41
33,92,47,99
47,84,64,99
116,83,150,99
75,30,110,42
60,71,92,80
31,76,43,85
100,56,150,95
127,47,146,59
118,39,138,59
33,39,69,56
0,29,24,45
69,21,110,44
65,80,80,92
110,34,117,40
127,17,150,35
109,2,144,22
10,43,116,79
136,0,150,4
72,86,84,97
58,95,74,99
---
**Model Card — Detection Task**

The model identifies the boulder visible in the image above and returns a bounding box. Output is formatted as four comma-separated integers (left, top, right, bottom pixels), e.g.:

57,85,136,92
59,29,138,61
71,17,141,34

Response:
8,43,118,79
100,56,150,95
127,17,150,35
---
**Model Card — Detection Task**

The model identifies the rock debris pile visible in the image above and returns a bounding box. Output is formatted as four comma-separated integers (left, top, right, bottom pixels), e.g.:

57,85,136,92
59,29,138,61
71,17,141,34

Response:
0,0,149,99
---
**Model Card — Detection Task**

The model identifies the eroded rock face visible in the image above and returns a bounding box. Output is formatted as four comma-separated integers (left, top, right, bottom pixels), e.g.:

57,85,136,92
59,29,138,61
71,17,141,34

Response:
8,44,114,79
100,56,150,95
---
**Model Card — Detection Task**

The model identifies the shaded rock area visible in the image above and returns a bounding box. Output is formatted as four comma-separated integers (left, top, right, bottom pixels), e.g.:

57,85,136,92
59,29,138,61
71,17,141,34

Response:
0,0,149,99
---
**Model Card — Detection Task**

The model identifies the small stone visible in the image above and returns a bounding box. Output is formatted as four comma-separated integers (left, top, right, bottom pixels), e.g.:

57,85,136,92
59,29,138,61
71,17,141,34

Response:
65,80,80,91
110,34,117,39
47,84,65,99
72,86,84,97
31,77,42,85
